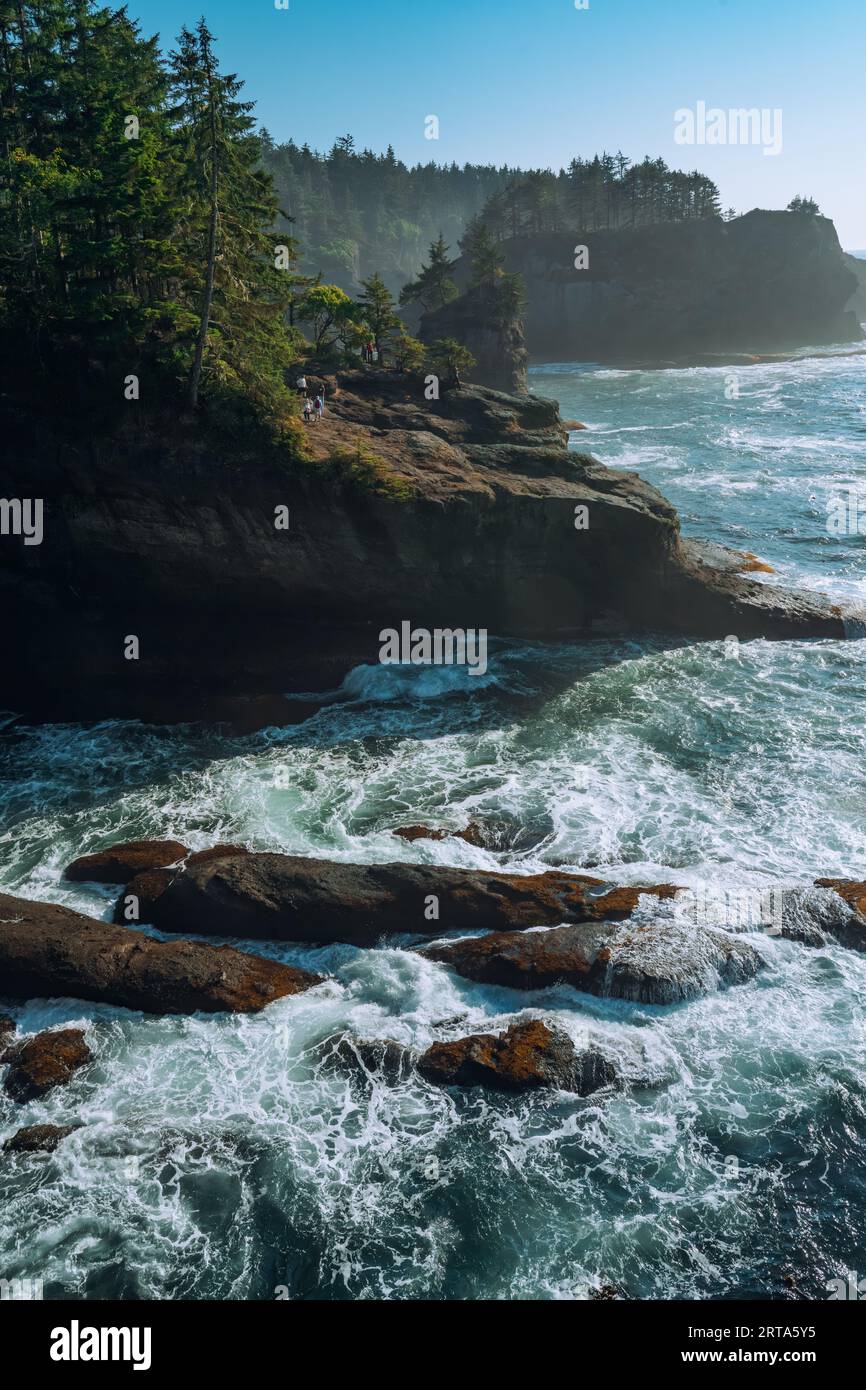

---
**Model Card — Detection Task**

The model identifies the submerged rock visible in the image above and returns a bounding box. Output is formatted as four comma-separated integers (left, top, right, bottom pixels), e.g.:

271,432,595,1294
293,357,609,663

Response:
0,891,323,1014
118,850,680,945
65,839,189,883
605,920,763,1003
778,880,866,952
318,1034,417,1085
424,919,763,1005
417,1019,618,1095
3,1123,80,1153
393,823,488,847
2,1028,92,1102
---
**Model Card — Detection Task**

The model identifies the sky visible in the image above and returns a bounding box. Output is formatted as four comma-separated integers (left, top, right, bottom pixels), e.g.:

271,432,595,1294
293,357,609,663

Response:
130,0,866,247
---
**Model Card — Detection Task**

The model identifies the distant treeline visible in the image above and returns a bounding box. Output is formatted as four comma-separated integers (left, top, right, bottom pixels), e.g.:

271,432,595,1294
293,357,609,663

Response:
262,139,724,296
477,156,725,239
261,134,524,295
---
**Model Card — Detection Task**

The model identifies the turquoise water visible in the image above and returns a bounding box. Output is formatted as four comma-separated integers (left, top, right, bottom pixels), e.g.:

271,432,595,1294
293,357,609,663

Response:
1,343,865,1301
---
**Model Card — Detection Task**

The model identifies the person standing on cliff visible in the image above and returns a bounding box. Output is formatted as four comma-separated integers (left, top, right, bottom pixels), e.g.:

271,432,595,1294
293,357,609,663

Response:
314,394,324,420
297,374,307,397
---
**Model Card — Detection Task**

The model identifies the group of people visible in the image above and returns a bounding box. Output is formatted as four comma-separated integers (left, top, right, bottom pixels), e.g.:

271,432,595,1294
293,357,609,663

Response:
297,375,325,423
361,341,376,364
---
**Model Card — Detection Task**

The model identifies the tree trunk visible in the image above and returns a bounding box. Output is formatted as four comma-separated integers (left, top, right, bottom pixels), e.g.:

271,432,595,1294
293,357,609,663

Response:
188,70,219,412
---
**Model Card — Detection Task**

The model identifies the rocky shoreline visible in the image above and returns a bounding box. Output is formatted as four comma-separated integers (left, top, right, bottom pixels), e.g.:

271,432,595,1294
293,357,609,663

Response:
0,371,851,728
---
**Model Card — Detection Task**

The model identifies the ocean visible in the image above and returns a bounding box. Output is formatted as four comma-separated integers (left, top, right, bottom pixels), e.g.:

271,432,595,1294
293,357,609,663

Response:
2,341,865,1301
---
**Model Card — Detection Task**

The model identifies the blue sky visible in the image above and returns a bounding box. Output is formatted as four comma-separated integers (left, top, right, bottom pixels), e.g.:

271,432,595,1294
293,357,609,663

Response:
131,0,866,246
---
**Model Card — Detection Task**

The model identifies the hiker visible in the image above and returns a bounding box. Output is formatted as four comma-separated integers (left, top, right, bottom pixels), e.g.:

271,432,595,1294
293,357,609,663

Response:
303,399,313,423
314,394,324,420
366,341,374,365
297,374,307,397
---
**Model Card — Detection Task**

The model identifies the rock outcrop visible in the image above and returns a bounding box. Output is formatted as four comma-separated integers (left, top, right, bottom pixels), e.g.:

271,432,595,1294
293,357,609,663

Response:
117,850,680,944
0,892,323,1014
420,280,529,393
424,919,764,1005
3,1123,80,1153
495,211,862,362
2,1028,92,1102
0,367,848,724
417,1019,618,1094
65,839,189,883
64,839,249,884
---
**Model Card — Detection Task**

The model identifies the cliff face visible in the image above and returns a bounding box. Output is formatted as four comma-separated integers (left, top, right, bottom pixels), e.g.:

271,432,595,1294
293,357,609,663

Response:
498,211,862,362
419,283,529,393
0,371,846,723
843,253,866,321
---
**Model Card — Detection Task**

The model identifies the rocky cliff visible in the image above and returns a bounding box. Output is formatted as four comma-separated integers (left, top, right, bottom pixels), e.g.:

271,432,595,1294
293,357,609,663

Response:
844,252,866,321
495,211,862,362
0,370,847,724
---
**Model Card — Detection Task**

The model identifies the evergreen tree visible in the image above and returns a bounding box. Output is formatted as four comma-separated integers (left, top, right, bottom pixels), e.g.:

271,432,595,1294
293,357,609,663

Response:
0,0,180,387
428,337,475,388
399,233,458,312
788,195,820,215
358,271,400,364
167,19,294,413
460,218,505,285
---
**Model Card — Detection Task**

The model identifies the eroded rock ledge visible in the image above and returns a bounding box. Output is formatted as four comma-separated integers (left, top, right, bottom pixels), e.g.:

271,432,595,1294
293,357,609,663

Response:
115,849,680,945
0,891,322,1015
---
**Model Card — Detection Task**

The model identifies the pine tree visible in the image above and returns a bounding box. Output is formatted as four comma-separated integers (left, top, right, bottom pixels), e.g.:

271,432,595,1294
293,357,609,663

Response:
460,218,505,286
167,20,294,413
358,271,400,364
399,233,458,312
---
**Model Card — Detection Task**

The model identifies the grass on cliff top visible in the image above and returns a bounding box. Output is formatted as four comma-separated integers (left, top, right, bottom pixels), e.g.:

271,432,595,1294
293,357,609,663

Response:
318,440,415,500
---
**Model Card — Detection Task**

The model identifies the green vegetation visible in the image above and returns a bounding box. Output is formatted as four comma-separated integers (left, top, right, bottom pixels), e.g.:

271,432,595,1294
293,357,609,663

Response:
0,1,728,465
426,339,477,388
0,1,301,436
787,195,821,215
323,441,415,500
477,156,722,238
400,234,459,314
262,136,523,297
357,272,401,365
261,143,724,298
